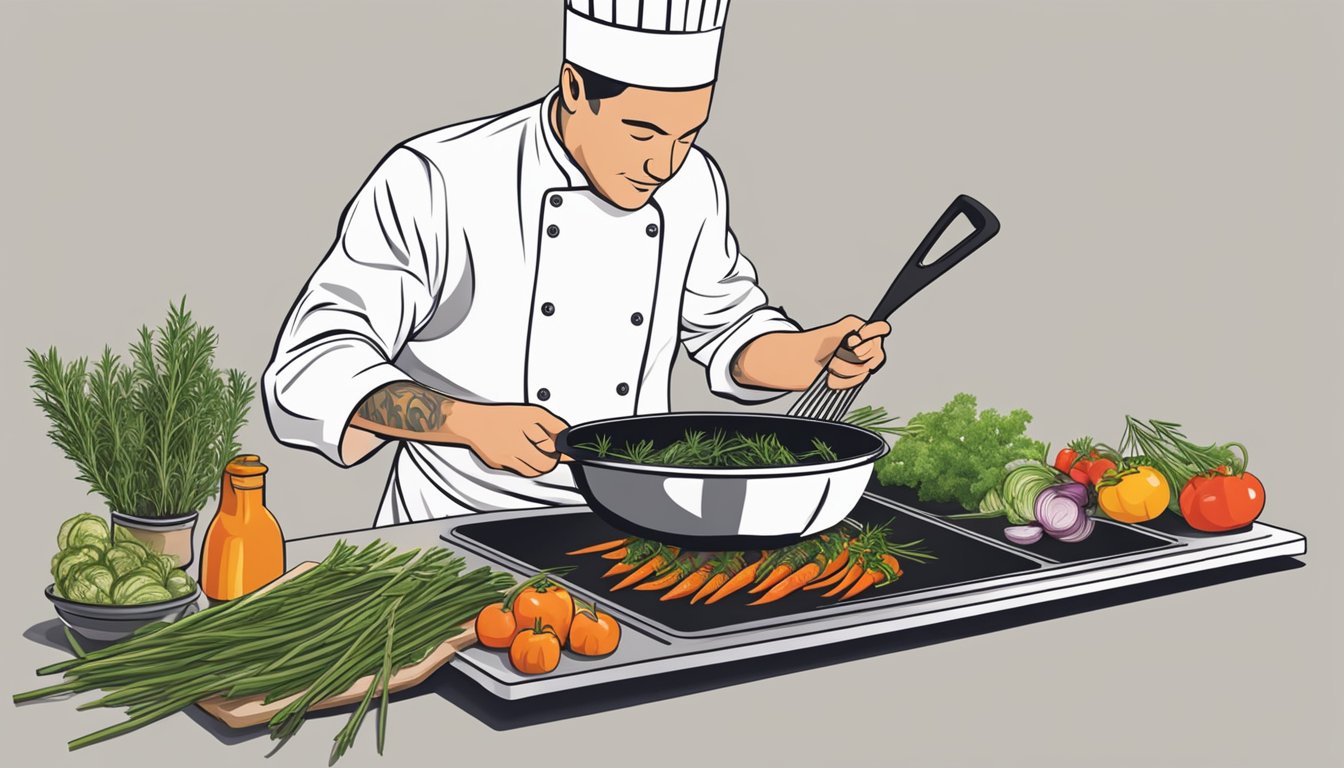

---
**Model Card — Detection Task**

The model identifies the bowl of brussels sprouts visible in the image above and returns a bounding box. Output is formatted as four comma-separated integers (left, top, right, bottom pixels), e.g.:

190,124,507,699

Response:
46,514,201,642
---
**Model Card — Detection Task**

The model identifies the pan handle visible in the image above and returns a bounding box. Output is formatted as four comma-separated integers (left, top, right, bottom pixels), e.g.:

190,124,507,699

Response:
867,194,1000,322
552,428,577,463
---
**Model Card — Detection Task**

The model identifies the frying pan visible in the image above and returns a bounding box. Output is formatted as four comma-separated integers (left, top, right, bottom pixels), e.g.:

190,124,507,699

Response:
555,195,1001,549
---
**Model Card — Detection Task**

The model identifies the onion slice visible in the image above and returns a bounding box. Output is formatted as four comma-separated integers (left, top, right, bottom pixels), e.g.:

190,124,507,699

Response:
1035,482,1089,540
1056,515,1095,543
1004,525,1044,545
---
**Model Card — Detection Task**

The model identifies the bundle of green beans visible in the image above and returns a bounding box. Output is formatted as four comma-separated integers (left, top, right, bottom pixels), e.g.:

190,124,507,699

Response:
14,540,514,761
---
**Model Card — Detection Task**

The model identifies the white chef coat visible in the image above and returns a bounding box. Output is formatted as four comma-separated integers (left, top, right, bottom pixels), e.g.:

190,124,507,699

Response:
262,89,801,526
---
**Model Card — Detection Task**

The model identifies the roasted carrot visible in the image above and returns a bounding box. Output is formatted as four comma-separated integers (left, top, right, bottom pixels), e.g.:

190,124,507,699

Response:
635,568,687,591
813,545,849,582
749,564,794,595
661,565,713,601
601,548,629,560
612,554,668,590
704,558,763,604
804,566,849,591
749,561,822,605
567,538,630,556
822,564,863,598
839,569,882,600
691,572,729,604
881,553,904,579
603,561,636,577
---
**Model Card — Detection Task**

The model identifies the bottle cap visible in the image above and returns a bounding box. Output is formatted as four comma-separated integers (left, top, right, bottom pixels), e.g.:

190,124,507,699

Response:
227,456,268,477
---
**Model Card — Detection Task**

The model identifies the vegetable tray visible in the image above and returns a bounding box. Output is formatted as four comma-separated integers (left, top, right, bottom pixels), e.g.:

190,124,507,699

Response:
194,562,476,729
438,495,1305,699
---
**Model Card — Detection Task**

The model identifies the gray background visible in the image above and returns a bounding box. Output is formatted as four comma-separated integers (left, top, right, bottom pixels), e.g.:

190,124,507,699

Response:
2,0,1340,765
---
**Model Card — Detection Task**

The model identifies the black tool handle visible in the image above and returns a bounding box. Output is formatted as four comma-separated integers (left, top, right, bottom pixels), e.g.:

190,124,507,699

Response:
868,194,1000,321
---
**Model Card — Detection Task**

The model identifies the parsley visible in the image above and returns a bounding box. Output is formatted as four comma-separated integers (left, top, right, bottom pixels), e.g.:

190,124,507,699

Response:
874,393,1045,511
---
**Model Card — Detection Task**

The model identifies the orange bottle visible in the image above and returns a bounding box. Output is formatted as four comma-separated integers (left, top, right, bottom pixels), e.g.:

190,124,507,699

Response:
200,456,285,600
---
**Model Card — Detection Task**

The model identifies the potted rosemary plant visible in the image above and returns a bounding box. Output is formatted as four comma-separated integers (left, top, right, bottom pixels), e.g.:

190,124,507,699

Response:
27,299,254,568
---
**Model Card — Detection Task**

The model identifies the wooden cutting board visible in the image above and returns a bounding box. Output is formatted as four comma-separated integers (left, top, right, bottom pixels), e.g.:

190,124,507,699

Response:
195,561,477,729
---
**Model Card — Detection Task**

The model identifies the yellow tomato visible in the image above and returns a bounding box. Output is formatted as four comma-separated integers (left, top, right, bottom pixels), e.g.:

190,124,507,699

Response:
1096,466,1170,523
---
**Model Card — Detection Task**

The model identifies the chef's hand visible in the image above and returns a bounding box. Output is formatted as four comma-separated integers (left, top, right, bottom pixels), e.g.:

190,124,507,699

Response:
819,315,890,390
458,403,570,477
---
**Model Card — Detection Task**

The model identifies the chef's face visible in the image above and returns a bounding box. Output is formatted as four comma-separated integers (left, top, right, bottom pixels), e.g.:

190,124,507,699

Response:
558,65,713,211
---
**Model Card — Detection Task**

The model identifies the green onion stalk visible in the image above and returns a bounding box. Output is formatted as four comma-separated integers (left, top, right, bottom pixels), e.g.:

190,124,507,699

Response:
14,540,514,760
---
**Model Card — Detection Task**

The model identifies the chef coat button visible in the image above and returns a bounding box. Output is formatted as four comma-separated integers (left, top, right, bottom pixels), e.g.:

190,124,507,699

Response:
541,302,555,316
630,312,644,326
549,194,562,207
616,382,630,396
537,388,551,401
547,224,560,238
645,223,659,237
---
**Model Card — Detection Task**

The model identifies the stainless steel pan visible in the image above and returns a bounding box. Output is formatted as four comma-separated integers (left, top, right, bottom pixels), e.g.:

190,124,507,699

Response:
555,195,1001,549
556,412,888,549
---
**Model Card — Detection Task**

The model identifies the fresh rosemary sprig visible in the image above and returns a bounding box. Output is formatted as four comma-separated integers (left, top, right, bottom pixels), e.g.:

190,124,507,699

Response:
27,299,254,518
577,428,838,468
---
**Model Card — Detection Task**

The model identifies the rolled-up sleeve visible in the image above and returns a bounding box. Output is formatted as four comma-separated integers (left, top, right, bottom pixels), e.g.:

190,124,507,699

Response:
263,148,446,465
679,153,802,404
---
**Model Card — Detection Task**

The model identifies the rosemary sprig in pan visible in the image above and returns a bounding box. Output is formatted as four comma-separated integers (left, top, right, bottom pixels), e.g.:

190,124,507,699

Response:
576,428,838,468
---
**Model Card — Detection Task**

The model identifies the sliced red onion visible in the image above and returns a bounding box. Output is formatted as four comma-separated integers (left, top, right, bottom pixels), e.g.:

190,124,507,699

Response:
1056,515,1095,543
1035,483,1089,539
1057,482,1089,508
1004,525,1044,545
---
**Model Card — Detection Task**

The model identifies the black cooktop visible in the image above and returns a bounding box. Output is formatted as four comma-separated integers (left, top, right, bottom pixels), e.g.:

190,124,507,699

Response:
452,497,1042,636
863,480,1179,563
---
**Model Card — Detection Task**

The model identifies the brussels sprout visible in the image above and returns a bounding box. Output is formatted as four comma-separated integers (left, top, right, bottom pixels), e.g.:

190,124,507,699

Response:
165,571,196,597
50,551,64,581
104,543,146,578
117,539,152,560
113,524,137,545
58,513,109,551
144,554,178,582
123,585,173,605
64,578,111,605
111,570,162,604
55,547,103,585
70,563,116,595
80,537,109,555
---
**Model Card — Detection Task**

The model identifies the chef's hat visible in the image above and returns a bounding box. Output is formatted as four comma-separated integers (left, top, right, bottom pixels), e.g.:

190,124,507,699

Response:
564,1,731,90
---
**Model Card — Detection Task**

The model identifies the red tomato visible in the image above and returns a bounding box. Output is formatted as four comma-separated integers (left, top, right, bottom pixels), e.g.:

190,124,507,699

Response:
1068,459,1092,485
1054,448,1080,475
1179,471,1266,532
1086,458,1117,485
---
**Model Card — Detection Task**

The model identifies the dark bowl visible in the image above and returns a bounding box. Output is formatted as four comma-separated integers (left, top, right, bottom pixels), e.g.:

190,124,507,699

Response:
45,583,201,642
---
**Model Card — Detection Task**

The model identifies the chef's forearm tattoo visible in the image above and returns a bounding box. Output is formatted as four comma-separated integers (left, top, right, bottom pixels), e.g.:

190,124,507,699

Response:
355,383,452,433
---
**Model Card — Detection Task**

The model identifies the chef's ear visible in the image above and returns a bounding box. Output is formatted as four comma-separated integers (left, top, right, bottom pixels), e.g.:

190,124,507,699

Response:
559,63,583,116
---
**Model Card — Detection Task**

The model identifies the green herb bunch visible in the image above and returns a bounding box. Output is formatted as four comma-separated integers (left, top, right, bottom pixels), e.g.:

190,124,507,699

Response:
27,299,254,519
578,429,838,468
874,392,1046,511
15,540,514,761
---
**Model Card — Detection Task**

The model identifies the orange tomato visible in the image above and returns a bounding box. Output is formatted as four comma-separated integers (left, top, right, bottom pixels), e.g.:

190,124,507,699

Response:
512,579,574,645
474,602,516,649
509,620,561,675
569,602,621,657
1097,466,1170,523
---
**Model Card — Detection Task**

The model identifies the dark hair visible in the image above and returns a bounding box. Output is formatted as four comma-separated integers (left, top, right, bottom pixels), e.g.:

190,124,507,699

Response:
566,62,630,113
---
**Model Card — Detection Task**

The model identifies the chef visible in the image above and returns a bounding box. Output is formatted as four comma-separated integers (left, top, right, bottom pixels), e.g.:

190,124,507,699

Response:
262,0,891,526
